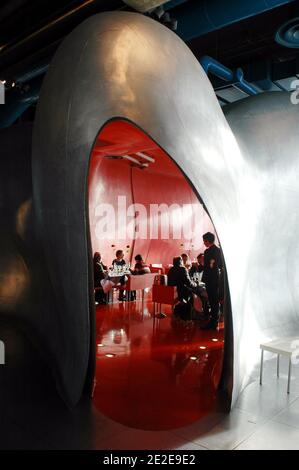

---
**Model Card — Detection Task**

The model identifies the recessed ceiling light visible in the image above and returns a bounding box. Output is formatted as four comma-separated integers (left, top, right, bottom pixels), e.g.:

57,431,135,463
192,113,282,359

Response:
212,338,218,342
97,343,104,347
199,346,207,350
105,353,116,358
135,152,155,163
190,356,197,361
123,155,148,168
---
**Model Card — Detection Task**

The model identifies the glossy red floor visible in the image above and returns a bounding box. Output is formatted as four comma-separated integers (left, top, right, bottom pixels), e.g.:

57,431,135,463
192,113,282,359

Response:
94,294,224,431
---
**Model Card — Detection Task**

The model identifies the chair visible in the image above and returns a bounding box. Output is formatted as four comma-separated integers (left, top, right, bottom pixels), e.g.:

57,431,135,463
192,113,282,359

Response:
152,284,178,316
150,264,165,275
116,273,156,302
260,338,298,394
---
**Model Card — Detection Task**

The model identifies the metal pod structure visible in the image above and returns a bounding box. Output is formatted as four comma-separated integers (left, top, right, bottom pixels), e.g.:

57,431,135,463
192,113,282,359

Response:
31,11,299,407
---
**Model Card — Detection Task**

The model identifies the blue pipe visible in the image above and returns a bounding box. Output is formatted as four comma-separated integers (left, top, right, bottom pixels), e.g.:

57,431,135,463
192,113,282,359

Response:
200,56,233,82
1,0,291,127
200,55,259,96
175,0,295,41
234,68,259,96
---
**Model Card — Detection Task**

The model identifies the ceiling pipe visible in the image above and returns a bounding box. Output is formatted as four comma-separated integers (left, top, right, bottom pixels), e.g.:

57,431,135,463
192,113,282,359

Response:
0,0,294,79
174,0,296,41
0,0,291,126
200,55,259,96
0,0,295,77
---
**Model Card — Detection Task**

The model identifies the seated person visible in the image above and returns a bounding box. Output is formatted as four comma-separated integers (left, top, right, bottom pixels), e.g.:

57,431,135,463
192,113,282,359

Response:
190,253,204,281
127,253,149,302
112,249,126,269
112,249,128,301
190,253,209,315
93,252,108,304
181,253,191,270
131,254,150,275
168,256,197,303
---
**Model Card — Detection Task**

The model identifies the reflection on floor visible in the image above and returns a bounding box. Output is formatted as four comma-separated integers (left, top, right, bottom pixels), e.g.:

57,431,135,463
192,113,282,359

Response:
94,296,225,430
1,316,299,449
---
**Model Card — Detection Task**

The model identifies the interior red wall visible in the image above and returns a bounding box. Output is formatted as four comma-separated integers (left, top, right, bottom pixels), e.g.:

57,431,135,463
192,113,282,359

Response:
88,120,215,267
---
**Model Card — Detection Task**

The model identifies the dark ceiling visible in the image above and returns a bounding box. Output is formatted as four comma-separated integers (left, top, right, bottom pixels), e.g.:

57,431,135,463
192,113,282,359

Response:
0,0,299,121
188,3,298,68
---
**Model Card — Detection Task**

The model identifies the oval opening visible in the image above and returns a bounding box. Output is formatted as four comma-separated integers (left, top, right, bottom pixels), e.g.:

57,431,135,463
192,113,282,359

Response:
89,119,231,430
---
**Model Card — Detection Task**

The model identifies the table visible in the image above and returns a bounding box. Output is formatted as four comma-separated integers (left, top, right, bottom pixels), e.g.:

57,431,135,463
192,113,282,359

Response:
260,338,298,394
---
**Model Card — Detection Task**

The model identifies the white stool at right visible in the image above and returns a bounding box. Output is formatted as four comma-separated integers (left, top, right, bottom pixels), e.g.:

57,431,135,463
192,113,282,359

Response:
260,338,298,394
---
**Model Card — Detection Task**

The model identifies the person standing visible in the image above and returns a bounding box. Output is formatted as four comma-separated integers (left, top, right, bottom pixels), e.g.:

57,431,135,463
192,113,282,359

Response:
201,232,223,329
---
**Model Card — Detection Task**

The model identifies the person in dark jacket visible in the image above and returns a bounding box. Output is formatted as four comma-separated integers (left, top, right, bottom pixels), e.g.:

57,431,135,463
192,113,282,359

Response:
126,254,150,301
93,252,108,304
168,256,197,302
131,254,150,275
201,232,223,329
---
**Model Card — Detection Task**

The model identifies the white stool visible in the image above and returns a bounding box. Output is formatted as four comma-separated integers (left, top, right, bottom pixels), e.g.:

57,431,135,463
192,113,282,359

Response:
260,338,297,394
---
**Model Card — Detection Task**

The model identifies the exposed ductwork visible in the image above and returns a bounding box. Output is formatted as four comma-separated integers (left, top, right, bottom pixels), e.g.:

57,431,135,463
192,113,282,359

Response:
175,0,295,41
0,0,296,127
275,16,299,48
200,56,260,96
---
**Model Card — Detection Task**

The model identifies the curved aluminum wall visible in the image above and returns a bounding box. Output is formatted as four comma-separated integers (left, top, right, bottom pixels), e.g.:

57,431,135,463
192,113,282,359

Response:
0,123,61,388
224,92,299,393
32,10,299,406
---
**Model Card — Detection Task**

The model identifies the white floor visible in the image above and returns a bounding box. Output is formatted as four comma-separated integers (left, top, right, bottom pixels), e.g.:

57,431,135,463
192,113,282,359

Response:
95,356,299,450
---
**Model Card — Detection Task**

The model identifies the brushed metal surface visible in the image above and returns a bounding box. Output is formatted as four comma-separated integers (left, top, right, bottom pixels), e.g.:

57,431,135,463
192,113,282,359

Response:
32,11,299,406
224,92,299,398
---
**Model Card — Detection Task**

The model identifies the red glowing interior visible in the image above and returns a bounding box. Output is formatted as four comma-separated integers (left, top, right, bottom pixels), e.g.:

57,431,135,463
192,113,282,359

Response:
89,120,224,430
89,120,215,265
